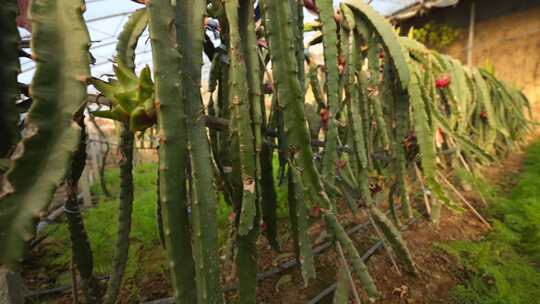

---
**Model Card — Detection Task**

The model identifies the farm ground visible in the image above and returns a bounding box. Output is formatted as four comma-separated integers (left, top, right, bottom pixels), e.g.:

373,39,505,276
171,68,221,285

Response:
21,142,540,303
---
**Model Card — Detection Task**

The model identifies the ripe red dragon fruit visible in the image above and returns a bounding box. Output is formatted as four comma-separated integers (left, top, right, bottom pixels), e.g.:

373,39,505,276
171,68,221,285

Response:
304,0,318,14
311,206,322,218
480,111,488,121
338,55,346,75
435,75,451,88
320,107,329,129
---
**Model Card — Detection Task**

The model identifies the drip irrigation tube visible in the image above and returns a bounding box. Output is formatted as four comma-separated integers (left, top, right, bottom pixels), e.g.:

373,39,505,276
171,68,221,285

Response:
307,215,423,304
24,210,423,303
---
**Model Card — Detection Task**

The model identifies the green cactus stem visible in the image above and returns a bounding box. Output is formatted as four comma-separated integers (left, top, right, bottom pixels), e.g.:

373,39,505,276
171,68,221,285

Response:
224,0,259,236
341,8,417,275
318,0,342,186
116,8,148,71
368,205,417,274
307,58,327,109
147,0,197,302
0,0,91,266
224,0,262,301
260,141,279,250
239,0,263,183
288,164,316,285
235,220,260,304
104,8,148,302
176,0,224,302
65,119,101,304
332,266,351,304
408,64,444,224
324,212,379,299
0,1,20,157
262,0,327,213
105,123,134,304
264,0,379,296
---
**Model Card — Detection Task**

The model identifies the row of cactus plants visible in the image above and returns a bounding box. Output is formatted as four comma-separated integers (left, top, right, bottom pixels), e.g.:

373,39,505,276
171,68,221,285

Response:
0,0,531,303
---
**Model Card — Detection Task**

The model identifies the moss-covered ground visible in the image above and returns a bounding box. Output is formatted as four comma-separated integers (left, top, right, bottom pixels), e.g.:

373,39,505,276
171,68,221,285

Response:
441,142,540,304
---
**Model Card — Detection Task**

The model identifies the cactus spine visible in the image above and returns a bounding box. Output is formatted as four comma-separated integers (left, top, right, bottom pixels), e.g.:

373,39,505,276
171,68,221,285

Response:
0,0,91,266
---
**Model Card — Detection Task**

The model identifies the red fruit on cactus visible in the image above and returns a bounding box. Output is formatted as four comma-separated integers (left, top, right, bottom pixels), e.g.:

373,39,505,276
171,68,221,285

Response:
334,10,343,24
320,107,329,129
304,0,318,14
435,75,451,88
311,206,321,218
338,55,346,75
17,0,31,31
369,183,382,195
264,82,274,94
480,111,488,121
257,38,268,49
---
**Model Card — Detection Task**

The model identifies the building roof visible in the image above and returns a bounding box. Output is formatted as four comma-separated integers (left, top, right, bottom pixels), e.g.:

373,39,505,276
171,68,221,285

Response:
388,0,460,22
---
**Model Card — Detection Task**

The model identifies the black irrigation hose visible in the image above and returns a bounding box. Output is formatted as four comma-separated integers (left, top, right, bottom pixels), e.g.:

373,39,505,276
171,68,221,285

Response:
142,221,373,304
24,275,110,300
307,214,424,304
24,210,422,302
222,220,372,293
143,213,404,304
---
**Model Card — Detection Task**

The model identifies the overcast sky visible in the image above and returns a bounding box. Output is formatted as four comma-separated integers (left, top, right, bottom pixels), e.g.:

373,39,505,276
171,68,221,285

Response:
18,0,415,83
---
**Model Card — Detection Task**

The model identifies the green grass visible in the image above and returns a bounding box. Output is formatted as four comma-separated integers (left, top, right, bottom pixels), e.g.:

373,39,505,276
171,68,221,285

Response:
41,155,289,287
440,142,540,304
